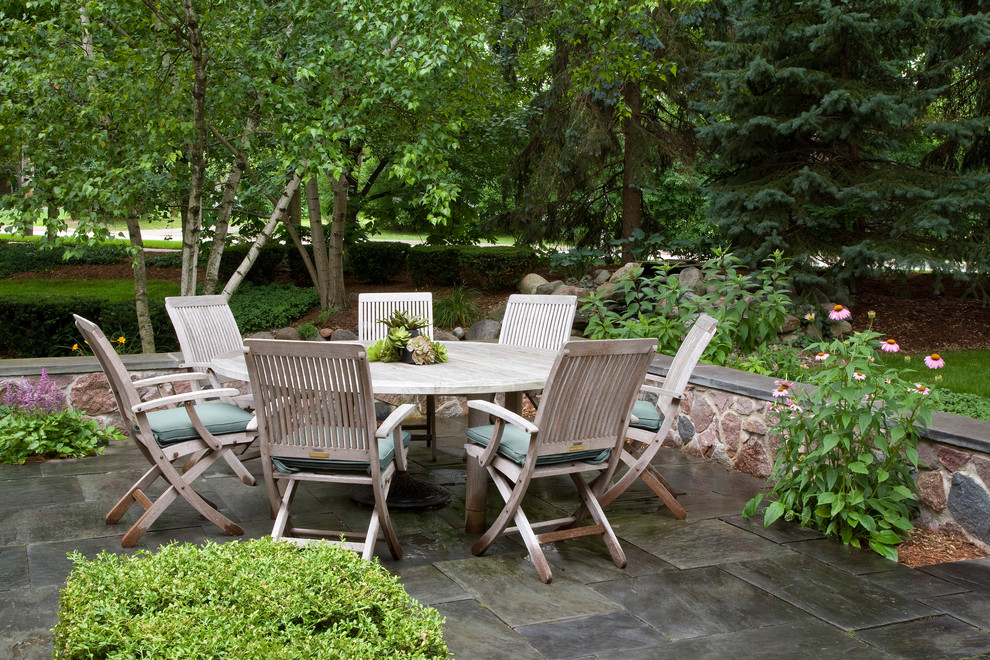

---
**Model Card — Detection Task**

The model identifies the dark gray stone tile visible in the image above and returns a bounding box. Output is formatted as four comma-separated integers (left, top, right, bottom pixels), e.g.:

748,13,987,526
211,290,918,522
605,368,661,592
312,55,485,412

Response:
0,584,59,641
720,513,825,543
0,631,53,660
0,461,43,481
75,469,152,504
0,501,123,547
724,554,938,631
538,534,676,582
861,563,970,601
787,538,901,575
0,546,29,591
1,475,83,512
516,610,669,659
591,566,805,641
391,564,471,605
853,614,990,659
921,558,990,594
436,555,621,628
923,592,990,630
595,619,889,660
665,491,752,520
435,598,543,660
39,445,143,477
620,518,793,569
27,535,134,588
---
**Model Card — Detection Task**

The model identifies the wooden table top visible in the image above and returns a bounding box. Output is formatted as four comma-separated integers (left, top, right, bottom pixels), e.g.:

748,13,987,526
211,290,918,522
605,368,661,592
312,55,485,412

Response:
211,341,558,396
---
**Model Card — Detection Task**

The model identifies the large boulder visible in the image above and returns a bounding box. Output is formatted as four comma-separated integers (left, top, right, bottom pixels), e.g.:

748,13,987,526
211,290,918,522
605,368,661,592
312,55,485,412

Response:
535,280,564,295
518,273,548,294
465,319,501,341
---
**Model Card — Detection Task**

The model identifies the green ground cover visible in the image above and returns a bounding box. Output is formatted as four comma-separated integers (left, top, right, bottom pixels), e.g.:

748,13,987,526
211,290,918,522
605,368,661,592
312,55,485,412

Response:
0,279,179,300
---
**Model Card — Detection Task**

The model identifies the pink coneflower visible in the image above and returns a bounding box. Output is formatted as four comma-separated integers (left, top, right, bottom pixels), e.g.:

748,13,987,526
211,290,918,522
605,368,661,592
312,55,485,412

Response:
881,339,900,353
815,352,829,361
853,371,866,381
804,313,816,321
924,353,945,369
787,400,804,413
772,381,791,398
829,304,851,321
912,383,932,395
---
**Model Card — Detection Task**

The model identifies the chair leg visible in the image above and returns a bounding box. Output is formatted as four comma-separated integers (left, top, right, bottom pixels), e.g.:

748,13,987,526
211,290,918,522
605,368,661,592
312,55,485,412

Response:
272,479,299,539
426,395,437,461
106,464,161,525
471,469,526,556
222,450,256,486
572,473,626,569
374,472,402,560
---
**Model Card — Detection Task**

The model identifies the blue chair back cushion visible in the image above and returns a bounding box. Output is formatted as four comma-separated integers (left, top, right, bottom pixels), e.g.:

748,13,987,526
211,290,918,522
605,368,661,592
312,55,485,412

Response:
466,424,609,466
271,430,411,474
145,402,254,447
630,399,661,431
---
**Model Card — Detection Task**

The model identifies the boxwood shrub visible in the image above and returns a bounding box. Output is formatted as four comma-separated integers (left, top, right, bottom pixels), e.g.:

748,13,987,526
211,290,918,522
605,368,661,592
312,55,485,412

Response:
347,241,411,284
216,242,286,285
53,538,448,659
458,245,537,291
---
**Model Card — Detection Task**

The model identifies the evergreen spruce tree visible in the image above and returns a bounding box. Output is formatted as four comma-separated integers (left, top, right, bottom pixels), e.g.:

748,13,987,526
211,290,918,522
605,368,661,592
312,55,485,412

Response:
699,0,990,294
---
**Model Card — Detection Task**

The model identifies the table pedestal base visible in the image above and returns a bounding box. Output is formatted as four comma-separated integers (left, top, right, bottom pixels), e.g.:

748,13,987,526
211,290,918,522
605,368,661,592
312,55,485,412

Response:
349,472,451,510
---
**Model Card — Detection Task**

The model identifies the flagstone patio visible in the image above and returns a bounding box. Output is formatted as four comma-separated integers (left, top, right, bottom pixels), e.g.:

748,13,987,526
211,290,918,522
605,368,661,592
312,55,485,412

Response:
4,415,990,659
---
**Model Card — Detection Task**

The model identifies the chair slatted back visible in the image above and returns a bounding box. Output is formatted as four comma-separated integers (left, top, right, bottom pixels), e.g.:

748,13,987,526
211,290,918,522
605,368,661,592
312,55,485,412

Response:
532,338,656,457
165,295,244,370
244,339,379,465
499,294,577,351
660,314,717,407
357,293,433,342
73,315,143,436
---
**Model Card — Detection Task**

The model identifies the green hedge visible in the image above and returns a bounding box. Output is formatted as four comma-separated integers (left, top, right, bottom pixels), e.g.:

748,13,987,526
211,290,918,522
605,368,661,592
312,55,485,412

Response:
348,241,411,284
408,244,535,291
0,296,178,358
53,538,448,659
408,245,464,287
216,243,286,285
0,240,129,277
227,283,320,334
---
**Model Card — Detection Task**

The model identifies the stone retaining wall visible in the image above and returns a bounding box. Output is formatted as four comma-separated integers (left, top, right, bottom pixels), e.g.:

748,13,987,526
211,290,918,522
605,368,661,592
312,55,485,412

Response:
4,353,990,550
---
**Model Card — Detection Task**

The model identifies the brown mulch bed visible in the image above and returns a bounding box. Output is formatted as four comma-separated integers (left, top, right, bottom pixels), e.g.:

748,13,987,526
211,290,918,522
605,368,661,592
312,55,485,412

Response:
17,258,990,566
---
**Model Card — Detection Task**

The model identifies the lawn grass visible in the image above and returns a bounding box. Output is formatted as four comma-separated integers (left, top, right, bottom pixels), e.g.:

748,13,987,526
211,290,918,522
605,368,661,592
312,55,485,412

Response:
879,349,990,398
0,279,179,301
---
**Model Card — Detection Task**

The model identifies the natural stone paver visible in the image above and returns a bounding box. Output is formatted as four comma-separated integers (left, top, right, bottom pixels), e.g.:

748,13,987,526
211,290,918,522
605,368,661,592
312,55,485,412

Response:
391,564,472,606
0,546,30,591
859,562,971,600
720,514,824,544
515,610,669,659
595,620,890,660
435,598,543,660
786,538,903,575
724,554,937,631
591,566,806,641
920,558,990,594
922,591,990,631
621,518,792,569
853,614,990,659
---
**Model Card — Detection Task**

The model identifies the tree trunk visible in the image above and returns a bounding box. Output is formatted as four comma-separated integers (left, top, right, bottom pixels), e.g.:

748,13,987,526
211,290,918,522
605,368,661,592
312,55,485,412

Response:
305,176,332,308
327,172,348,309
221,172,302,298
125,212,156,353
179,0,208,296
620,80,643,264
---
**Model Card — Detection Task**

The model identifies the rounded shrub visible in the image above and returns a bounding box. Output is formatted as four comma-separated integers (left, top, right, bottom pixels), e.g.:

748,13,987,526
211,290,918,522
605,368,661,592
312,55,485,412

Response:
54,537,448,659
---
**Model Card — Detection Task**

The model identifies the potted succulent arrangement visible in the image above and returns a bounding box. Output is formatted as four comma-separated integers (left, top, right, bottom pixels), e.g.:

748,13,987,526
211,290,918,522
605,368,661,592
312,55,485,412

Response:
366,311,448,365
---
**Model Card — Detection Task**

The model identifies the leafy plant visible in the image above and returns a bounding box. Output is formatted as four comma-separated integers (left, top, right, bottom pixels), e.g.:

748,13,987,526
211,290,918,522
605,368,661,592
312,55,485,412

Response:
547,246,607,280
743,312,939,561
53,538,448,658
0,370,122,464
367,312,447,365
297,322,319,340
931,391,990,423
316,306,342,326
434,285,481,328
227,283,320,334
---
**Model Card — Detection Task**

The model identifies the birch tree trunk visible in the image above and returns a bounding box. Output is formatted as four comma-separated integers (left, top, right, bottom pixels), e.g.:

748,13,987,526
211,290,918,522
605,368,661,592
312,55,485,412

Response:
125,212,156,353
221,172,302,298
179,0,208,296
327,172,348,309
305,176,332,308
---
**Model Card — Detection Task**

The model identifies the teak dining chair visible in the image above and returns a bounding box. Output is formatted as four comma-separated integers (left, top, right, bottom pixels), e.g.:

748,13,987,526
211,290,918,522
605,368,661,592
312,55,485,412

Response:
498,294,577,409
244,339,416,560
357,292,437,459
74,315,257,548
598,313,717,519
464,337,657,583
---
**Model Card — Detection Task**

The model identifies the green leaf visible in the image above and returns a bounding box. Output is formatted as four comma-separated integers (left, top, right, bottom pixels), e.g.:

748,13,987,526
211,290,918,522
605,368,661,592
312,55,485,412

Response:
764,501,786,527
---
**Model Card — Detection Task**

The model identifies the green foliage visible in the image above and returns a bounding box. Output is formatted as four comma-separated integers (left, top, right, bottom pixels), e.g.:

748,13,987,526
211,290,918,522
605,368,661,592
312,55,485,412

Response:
296,322,319,340
0,295,178,359
458,245,537,291
227,284,320,334
53,538,448,659
434,286,481,328
347,241,411,284
0,409,121,465
316,306,342,325
0,279,179,300
408,245,464,287
582,250,795,365
0,240,128,277
744,320,933,561
931,391,990,424
547,247,608,280
218,244,285,286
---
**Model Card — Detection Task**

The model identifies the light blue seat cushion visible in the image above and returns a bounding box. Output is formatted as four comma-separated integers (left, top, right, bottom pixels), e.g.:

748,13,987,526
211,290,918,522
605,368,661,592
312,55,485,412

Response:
271,430,411,474
145,402,254,447
630,399,661,431
466,424,610,466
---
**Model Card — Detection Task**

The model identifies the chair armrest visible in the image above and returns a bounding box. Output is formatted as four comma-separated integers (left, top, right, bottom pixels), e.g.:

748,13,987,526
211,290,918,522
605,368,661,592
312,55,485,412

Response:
376,403,418,438
178,361,213,370
640,385,683,400
132,372,212,388
467,399,538,434
131,387,241,413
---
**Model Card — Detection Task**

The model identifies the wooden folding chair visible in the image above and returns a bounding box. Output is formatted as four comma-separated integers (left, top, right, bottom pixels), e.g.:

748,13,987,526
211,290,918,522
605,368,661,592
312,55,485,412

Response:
357,292,437,459
498,294,576,409
74,315,257,548
244,339,416,560
464,338,657,583
598,313,717,519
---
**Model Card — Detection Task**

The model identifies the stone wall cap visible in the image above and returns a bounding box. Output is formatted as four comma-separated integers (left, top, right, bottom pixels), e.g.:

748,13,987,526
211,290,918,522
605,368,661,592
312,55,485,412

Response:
0,352,184,377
